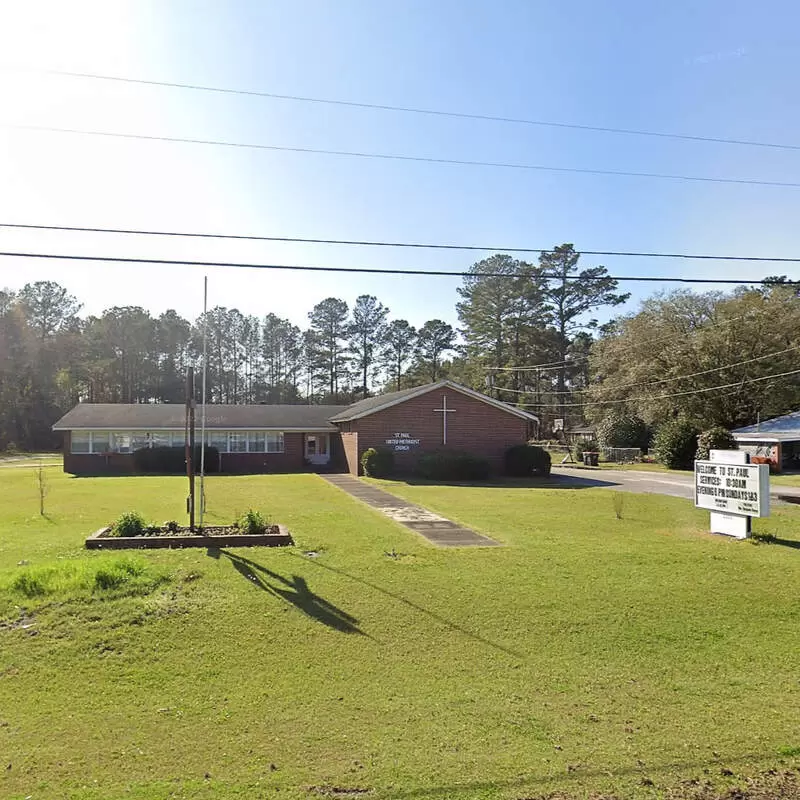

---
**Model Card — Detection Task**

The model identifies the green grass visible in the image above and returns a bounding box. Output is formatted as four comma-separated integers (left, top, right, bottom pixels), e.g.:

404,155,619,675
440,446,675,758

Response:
1,467,799,799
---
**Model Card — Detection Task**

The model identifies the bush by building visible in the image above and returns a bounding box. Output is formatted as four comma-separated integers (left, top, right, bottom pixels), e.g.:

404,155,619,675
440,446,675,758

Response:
132,445,219,474
505,444,551,477
416,451,490,482
360,447,395,478
696,427,737,461
652,419,700,469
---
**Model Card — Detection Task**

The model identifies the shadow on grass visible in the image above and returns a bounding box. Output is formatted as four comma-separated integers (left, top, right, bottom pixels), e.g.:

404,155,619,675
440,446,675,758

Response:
773,537,800,550
289,551,522,661
208,548,363,635
384,750,792,799
379,474,620,490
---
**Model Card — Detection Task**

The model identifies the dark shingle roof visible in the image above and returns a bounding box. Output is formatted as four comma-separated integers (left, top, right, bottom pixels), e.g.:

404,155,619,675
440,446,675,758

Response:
328,384,430,422
53,403,347,431
330,380,538,423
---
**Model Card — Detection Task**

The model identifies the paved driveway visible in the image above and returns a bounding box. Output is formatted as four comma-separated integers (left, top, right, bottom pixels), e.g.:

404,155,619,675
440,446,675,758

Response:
552,467,800,504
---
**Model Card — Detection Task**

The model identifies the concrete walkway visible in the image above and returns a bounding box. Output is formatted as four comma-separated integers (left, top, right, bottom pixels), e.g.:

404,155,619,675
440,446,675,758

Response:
321,474,501,548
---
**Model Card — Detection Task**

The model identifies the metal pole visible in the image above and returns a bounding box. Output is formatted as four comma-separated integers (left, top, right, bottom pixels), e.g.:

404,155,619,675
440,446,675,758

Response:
185,366,195,531
199,276,208,527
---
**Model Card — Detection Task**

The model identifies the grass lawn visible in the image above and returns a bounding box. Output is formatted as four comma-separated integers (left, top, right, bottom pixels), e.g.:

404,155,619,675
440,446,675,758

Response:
1,468,799,799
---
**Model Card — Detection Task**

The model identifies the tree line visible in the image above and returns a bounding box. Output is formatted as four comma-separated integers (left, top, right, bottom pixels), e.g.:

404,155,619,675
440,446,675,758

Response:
2,243,798,450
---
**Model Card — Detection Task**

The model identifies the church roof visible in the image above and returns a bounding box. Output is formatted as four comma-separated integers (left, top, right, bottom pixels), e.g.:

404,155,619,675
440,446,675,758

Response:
53,381,538,432
330,380,538,423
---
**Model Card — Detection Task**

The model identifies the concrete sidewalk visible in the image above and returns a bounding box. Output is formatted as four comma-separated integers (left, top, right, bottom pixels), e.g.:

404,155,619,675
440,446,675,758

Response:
320,474,501,548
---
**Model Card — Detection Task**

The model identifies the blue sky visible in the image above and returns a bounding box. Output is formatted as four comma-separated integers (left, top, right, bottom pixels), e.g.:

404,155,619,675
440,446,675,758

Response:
1,0,799,332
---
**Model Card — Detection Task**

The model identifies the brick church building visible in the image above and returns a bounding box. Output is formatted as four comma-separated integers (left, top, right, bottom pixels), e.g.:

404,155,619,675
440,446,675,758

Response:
53,380,538,476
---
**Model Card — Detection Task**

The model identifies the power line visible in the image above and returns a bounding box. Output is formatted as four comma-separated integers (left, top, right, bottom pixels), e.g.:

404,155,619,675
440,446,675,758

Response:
516,366,800,408
10,123,800,189
3,222,800,263
488,315,754,372
29,67,800,154
493,343,800,394
1,250,798,285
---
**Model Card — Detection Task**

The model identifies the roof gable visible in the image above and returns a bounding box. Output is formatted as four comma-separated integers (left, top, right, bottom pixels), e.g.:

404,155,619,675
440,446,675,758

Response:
330,380,538,423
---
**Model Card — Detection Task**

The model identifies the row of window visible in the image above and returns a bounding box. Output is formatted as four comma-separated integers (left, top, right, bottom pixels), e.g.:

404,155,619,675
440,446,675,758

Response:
71,431,285,455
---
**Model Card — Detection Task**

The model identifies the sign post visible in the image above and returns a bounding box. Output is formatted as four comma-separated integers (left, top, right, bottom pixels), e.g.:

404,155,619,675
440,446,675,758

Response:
694,449,769,539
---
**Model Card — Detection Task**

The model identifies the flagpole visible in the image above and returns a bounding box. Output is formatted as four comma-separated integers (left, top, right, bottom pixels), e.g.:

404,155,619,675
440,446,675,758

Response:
199,275,208,527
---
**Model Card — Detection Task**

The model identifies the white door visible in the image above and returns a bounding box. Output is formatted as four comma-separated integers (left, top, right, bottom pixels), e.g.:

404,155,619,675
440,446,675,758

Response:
305,434,330,465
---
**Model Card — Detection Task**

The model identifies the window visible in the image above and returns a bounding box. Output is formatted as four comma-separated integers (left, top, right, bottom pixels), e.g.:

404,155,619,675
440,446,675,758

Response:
249,431,266,452
265,432,284,453
171,431,185,448
207,431,228,452
131,433,150,452
71,432,90,454
91,432,110,453
150,432,171,448
229,432,247,453
113,433,132,453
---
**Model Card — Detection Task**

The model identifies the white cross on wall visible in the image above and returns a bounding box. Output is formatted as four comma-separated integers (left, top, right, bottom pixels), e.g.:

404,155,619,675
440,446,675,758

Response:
433,394,456,444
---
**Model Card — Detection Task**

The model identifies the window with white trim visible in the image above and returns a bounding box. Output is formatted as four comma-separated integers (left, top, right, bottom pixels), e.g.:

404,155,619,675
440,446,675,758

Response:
70,431,91,454
207,431,228,452
265,432,284,453
113,433,132,453
92,432,111,453
229,432,247,453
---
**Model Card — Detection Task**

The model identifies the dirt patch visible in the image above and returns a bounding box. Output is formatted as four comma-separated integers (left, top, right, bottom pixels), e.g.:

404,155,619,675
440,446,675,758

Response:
307,788,371,797
0,613,37,635
98,524,282,538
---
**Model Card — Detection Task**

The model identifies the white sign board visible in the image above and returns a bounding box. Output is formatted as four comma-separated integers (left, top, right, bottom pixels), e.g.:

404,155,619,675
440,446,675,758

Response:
385,432,420,452
694,460,770,518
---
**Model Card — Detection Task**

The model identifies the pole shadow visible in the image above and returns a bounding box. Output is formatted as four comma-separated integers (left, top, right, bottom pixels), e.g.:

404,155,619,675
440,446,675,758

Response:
208,548,363,635
288,551,522,660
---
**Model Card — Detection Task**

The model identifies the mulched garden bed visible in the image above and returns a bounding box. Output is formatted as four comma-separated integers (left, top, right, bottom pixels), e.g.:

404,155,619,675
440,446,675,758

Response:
85,524,292,550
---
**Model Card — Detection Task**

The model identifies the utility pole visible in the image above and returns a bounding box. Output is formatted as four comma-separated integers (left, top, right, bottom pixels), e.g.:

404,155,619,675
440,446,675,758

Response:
185,366,196,531
199,276,208,528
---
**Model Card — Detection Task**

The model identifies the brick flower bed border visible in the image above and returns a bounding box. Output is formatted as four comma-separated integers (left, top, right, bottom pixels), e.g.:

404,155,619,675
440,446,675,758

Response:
85,525,292,550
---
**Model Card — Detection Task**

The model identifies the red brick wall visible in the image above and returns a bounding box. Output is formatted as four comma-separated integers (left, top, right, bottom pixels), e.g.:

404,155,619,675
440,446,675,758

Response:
340,432,360,475
348,388,531,474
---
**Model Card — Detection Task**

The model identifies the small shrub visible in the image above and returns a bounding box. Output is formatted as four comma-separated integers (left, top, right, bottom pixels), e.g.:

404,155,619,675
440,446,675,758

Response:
416,451,490,482
361,447,395,478
652,420,700,470
572,438,600,462
164,520,180,533
113,511,146,537
236,509,270,535
505,444,551,477
696,426,737,461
